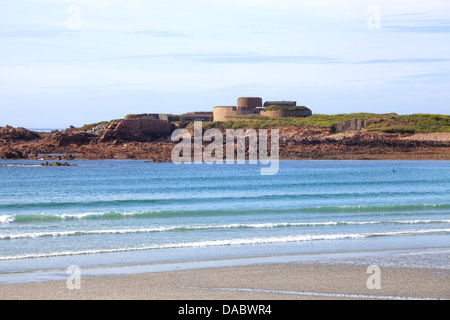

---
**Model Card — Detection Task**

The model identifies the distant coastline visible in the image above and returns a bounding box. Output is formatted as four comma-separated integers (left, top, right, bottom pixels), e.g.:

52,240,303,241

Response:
1,113,450,162
26,128,65,133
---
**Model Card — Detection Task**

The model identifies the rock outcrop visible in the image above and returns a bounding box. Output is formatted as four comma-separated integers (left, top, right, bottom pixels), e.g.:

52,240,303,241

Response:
47,129,95,147
98,120,149,142
0,147,28,159
0,125,449,162
0,126,40,141
40,161,76,167
98,119,174,142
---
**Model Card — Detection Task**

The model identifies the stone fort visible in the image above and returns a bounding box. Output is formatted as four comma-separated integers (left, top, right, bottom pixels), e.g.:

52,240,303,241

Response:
106,96,311,138
213,97,312,122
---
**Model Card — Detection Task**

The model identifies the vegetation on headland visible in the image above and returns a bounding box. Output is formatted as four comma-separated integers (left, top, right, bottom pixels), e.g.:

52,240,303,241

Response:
2,113,450,162
79,120,114,131
262,105,311,112
198,113,450,133
77,113,450,134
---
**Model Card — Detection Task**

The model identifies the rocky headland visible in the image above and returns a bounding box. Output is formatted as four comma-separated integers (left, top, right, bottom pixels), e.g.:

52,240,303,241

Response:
1,122,449,162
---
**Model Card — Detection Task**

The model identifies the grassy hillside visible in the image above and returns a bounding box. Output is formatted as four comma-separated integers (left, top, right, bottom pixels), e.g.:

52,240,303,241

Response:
368,114,450,133
199,113,450,133
263,105,311,112
79,120,113,131
80,113,450,134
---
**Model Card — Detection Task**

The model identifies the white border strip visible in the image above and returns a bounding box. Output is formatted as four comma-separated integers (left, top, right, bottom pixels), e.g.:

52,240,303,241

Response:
183,286,446,300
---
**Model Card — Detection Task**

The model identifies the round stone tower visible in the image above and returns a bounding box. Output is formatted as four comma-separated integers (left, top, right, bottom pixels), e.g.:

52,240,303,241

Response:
236,97,262,110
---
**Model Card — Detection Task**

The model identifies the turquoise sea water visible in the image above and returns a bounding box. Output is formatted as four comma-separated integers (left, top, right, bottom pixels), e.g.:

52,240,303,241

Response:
0,160,449,283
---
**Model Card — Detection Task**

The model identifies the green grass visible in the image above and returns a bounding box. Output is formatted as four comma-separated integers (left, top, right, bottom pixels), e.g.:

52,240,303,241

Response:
82,113,450,134
199,113,450,133
300,113,377,128
79,120,113,131
390,114,450,133
263,105,311,112
200,113,376,130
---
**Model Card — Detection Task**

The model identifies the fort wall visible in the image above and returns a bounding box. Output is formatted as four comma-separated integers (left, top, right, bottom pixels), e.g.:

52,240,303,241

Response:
124,113,180,122
263,101,296,108
213,106,236,122
260,109,312,118
120,119,174,136
213,106,261,121
120,97,312,126
180,112,214,125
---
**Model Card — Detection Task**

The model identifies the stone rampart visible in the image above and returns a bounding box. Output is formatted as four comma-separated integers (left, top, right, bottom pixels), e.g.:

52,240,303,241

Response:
260,109,312,118
263,101,296,108
213,106,261,121
180,112,213,125
124,114,180,122
120,119,174,136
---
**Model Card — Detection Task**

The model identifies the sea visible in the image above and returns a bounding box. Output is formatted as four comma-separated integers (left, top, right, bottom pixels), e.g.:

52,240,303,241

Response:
0,159,449,284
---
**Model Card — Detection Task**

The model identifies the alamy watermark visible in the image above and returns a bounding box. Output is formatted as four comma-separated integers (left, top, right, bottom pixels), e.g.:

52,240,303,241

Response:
366,265,381,290
66,5,81,30
366,5,381,30
67,265,81,290
171,121,279,175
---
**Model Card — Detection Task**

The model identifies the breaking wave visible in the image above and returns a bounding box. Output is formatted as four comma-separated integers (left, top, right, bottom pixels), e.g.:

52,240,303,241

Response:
1,220,449,240
1,228,449,261
1,203,449,224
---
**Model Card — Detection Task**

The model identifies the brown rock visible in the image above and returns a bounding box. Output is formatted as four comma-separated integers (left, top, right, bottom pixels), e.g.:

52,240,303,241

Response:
40,161,75,167
0,148,28,159
99,121,149,143
0,126,40,141
53,130,95,147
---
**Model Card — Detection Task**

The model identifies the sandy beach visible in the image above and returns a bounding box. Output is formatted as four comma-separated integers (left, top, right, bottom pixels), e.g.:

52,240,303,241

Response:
1,261,449,300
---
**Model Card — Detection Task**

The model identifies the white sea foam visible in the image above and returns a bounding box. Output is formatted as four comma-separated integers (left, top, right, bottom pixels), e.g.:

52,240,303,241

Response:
1,228,449,261
0,227,174,240
59,212,112,220
0,215,14,224
0,210,161,224
0,164,41,167
1,220,449,239
183,287,446,300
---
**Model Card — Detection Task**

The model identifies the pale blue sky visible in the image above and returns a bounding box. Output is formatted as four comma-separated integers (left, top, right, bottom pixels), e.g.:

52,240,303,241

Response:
1,0,449,128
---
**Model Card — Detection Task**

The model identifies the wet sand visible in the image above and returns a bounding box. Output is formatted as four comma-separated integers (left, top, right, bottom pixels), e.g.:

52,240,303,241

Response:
1,262,449,300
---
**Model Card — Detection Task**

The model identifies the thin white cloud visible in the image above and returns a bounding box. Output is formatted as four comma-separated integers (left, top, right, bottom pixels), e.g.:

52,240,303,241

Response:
0,0,449,126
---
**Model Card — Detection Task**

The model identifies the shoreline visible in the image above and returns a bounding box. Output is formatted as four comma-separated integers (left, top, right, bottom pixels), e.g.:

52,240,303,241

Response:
2,158,450,165
2,128,450,162
1,263,448,300
2,150,450,162
1,247,449,300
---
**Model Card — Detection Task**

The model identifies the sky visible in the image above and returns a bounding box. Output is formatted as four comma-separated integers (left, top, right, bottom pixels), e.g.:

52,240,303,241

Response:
0,0,449,128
